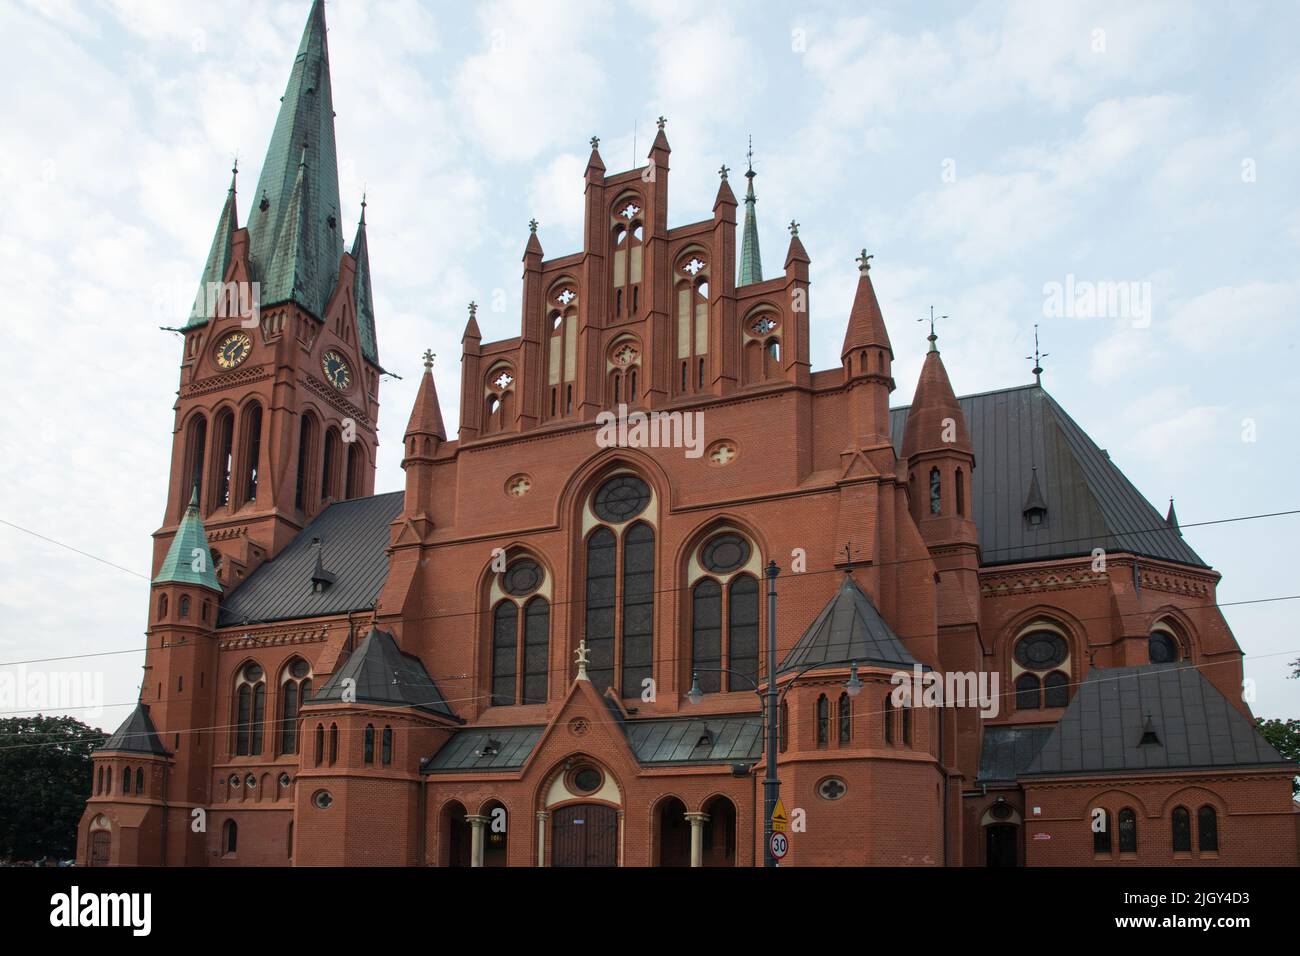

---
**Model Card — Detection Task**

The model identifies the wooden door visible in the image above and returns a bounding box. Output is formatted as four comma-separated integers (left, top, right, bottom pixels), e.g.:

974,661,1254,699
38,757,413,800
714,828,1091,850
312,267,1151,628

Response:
89,830,110,867
551,804,618,867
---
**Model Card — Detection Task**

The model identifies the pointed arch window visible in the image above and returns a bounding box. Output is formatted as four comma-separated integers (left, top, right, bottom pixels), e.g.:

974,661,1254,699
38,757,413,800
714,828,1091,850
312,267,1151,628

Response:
234,662,266,756
183,414,207,510
583,475,656,697
838,693,852,744
902,701,912,745
382,726,393,765
279,659,312,755
328,723,338,765
122,766,132,794
135,767,144,795
211,409,235,509
779,701,789,753
321,428,341,502
314,724,324,767
363,724,375,764
295,414,318,511
884,694,895,744
955,468,965,517
613,202,644,319
816,695,830,746
490,559,551,705
1014,627,1071,710
240,402,263,505
223,819,237,855
345,442,362,500
690,532,758,695
929,467,941,515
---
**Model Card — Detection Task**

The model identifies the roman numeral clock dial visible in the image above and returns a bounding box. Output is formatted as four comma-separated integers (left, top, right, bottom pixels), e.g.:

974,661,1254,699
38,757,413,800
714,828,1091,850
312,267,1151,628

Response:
322,350,351,390
214,331,251,369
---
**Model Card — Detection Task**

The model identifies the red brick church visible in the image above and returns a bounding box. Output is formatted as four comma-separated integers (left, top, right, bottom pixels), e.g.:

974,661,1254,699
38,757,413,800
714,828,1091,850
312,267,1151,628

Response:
78,1,1296,867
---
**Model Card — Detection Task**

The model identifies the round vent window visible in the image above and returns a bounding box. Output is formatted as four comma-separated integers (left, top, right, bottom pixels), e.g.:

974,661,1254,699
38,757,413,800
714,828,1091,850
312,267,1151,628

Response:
504,559,543,596
701,533,750,574
313,790,333,810
593,475,651,523
1148,631,1178,663
817,777,848,801
1014,631,1067,671
242,663,263,682
289,659,310,679
990,802,1013,820
570,767,603,795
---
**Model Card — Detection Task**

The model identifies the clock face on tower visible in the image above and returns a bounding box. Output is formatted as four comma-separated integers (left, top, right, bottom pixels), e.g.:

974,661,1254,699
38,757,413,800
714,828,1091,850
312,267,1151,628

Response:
215,331,252,369
322,350,351,390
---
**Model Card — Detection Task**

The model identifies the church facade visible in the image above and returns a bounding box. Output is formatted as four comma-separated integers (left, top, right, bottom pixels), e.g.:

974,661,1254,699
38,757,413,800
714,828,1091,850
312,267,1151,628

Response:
77,1,1296,868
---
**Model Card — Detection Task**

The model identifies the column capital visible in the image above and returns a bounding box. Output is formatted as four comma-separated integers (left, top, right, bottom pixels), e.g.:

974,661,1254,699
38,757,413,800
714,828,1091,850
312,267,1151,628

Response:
466,814,490,826
684,811,711,825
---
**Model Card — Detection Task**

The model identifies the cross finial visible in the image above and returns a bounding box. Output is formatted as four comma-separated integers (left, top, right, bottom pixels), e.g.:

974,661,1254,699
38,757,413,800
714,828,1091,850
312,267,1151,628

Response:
746,135,755,177
422,349,435,371
856,248,873,273
918,306,947,351
1026,323,1049,385
788,219,800,237
528,217,538,234
719,163,729,181
656,115,666,131
590,135,600,150
574,639,591,681
468,301,478,318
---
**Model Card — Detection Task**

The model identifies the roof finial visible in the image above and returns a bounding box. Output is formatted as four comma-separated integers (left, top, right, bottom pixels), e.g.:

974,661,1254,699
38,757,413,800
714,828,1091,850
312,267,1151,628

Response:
746,135,755,179
718,163,729,181
528,217,538,234
422,349,435,371
656,115,667,131
229,155,238,193
358,189,367,225
788,219,800,237
575,639,591,682
856,248,873,273
1026,323,1049,385
468,300,478,319
590,135,600,150
918,305,947,352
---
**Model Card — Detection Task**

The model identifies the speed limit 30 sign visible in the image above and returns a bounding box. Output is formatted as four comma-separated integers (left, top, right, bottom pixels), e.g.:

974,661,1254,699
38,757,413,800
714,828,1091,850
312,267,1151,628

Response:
769,831,788,860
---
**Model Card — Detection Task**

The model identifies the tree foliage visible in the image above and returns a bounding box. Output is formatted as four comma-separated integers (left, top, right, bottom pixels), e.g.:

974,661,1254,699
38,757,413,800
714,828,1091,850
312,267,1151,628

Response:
0,715,103,860
1255,717,1300,797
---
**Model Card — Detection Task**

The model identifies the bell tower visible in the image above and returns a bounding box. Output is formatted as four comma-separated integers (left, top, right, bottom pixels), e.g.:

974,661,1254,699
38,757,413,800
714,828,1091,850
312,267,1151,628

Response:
157,0,381,587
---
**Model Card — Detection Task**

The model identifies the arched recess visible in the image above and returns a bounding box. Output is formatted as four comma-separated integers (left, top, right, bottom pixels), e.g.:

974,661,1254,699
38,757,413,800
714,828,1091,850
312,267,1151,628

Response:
440,800,471,868
607,334,642,407
208,405,237,511
541,756,623,868
180,410,208,514
481,799,509,867
545,277,579,419
673,246,710,394
483,362,516,434
700,794,737,867
740,304,782,385
1004,609,1083,712
1148,608,1196,664
320,426,342,503
653,794,690,867
236,398,264,508
294,410,321,512
611,193,644,321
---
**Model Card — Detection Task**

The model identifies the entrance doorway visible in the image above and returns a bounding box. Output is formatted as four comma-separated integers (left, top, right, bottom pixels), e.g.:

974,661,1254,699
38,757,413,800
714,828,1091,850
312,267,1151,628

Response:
88,830,110,867
655,797,690,867
985,823,1019,867
551,804,618,867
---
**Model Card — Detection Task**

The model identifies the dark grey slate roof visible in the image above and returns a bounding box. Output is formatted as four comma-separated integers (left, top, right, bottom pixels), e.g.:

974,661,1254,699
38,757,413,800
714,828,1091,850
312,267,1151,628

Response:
890,385,1205,568
779,573,920,674
218,492,402,626
310,627,456,718
626,715,764,765
976,724,1055,784
99,703,169,756
422,726,544,773
1024,663,1290,777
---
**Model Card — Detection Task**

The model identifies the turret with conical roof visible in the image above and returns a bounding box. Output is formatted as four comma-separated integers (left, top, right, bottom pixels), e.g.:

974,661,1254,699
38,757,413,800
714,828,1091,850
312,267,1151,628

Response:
186,164,239,327
840,250,895,454
739,139,762,286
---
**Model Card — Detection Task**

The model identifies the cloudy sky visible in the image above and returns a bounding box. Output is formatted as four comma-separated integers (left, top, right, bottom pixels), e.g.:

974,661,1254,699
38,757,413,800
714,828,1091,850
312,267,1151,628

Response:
1,0,1296,729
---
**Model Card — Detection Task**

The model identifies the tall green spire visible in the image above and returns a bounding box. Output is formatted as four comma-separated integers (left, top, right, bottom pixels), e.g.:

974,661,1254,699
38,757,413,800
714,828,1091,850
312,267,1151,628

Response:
153,488,221,592
351,195,378,364
246,0,343,321
739,136,763,286
185,163,239,328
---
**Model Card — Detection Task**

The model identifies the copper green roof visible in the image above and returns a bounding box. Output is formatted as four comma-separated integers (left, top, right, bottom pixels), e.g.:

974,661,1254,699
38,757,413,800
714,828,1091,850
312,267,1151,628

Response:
245,0,343,322
738,167,762,285
185,170,238,328
153,489,221,592
351,203,378,364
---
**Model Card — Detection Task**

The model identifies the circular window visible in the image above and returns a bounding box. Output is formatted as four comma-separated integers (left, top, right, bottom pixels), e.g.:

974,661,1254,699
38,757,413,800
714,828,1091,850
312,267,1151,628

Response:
289,659,310,679
313,790,333,810
570,766,603,794
279,772,292,788
242,663,263,683
593,475,651,523
1014,631,1067,671
990,802,1013,820
817,777,848,801
228,774,241,788
504,559,543,596
702,533,750,574
1149,631,1178,663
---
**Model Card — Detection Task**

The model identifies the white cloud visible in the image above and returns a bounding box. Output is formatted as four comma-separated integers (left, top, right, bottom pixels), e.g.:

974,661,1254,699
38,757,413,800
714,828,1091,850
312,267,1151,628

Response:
1168,281,1299,353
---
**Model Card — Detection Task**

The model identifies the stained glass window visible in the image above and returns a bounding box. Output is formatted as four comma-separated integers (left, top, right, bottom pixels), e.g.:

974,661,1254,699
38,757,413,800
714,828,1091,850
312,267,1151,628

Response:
1198,805,1218,852
702,533,750,573
1118,807,1137,852
692,579,722,694
1172,806,1191,851
504,559,543,597
816,695,829,746
523,597,550,704
491,602,518,706
929,467,941,515
584,528,617,693
622,524,655,694
1093,809,1111,853
728,575,759,689
1015,673,1040,710
1015,632,1068,670
1149,631,1178,663
1043,671,1069,708
593,475,651,523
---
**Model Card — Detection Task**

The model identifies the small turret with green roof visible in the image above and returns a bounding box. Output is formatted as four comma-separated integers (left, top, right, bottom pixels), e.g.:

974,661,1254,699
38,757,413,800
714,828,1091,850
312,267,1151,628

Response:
153,487,221,592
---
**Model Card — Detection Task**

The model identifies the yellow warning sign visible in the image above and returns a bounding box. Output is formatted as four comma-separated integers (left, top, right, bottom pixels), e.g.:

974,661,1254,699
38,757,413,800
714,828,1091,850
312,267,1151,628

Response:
771,799,788,833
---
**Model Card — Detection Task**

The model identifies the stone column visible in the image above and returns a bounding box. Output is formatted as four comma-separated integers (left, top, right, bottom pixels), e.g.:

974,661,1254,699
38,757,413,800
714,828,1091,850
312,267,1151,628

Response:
536,811,548,867
617,809,625,867
685,811,710,868
467,814,489,868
